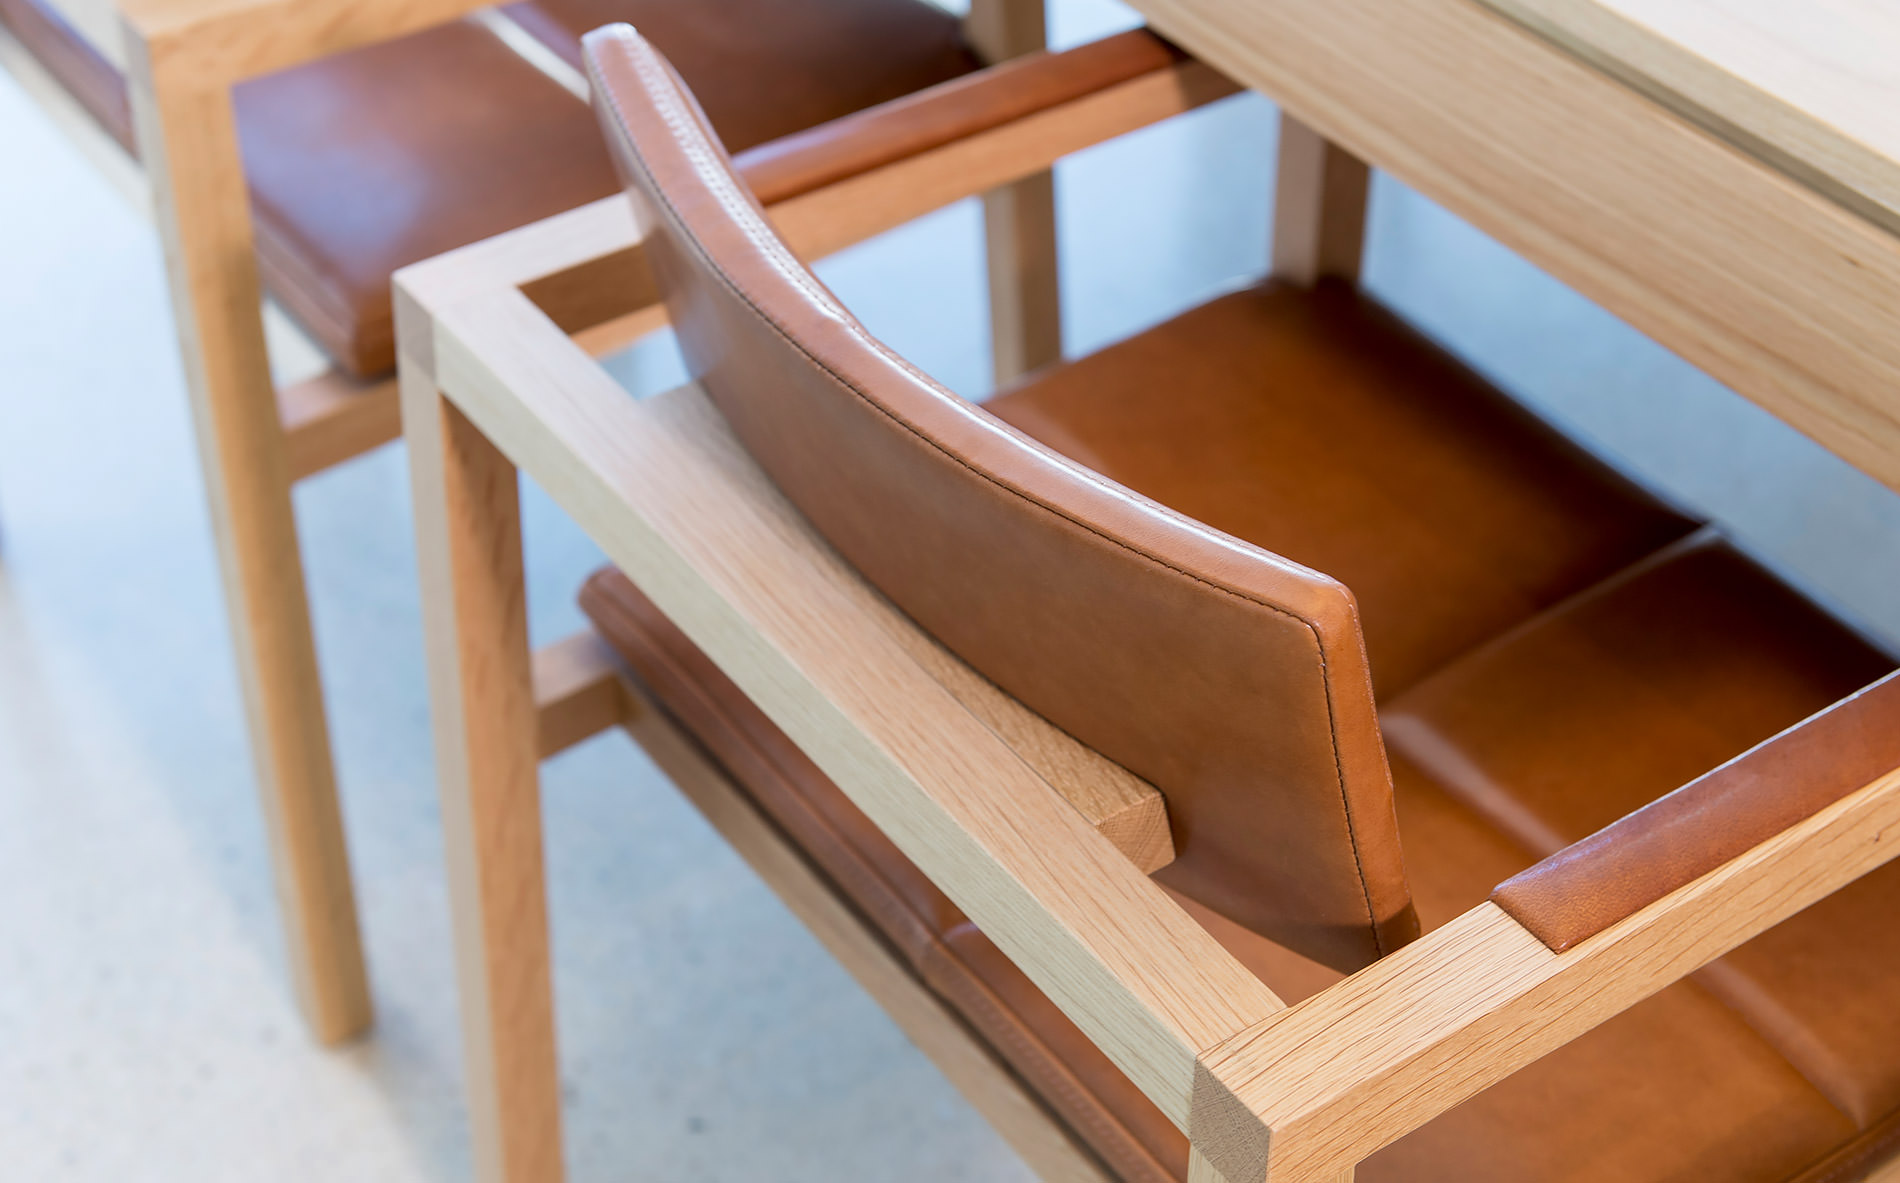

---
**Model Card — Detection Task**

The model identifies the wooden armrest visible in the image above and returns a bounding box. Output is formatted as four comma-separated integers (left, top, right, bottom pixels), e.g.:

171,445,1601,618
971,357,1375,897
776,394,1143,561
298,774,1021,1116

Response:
1191,750,1900,1183
733,28,1191,206
1494,671,1900,950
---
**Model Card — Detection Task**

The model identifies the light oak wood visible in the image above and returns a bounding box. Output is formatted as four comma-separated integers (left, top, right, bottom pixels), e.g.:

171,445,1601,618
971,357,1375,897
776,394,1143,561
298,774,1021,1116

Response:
531,630,631,760
1476,0,1900,235
118,0,494,84
618,682,1116,1183
278,370,402,481
402,362,562,1183
1270,112,1369,286
1122,0,1900,494
1192,764,1900,1183
125,30,369,1044
967,0,1065,385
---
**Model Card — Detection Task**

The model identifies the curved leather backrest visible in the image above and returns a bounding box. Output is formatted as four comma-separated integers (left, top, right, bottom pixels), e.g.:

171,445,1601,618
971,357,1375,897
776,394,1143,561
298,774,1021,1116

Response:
584,24,1417,971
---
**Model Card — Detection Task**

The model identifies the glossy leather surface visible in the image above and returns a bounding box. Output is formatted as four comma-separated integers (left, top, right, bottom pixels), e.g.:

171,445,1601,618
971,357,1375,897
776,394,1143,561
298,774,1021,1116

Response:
579,22,1900,1183
986,279,1697,700
589,23,1415,973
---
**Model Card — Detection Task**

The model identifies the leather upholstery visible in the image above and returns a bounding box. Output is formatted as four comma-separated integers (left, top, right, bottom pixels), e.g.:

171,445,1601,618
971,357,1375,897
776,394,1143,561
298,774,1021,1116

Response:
0,0,981,378
587,23,1416,974
507,0,980,154
1494,671,1900,952
579,24,1900,1182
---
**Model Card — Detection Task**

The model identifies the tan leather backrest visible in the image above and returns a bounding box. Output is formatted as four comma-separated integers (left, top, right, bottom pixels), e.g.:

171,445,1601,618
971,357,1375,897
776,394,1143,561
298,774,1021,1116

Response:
584,24,1417,971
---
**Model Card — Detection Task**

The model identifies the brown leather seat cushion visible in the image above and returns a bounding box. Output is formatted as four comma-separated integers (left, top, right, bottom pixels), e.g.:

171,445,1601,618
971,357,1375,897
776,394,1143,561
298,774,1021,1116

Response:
0,0,979,378
984,280,1697,699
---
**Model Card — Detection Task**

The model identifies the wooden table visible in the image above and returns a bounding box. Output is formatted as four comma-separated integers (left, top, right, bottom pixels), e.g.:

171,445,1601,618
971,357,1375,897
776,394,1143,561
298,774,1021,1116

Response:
1116,0,1900,498
392,4,1900,1183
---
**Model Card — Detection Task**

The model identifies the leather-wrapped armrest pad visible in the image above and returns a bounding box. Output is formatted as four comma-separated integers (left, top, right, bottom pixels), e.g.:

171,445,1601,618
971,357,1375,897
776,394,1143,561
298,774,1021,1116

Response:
730,28,1192,206
1492,670,1900,951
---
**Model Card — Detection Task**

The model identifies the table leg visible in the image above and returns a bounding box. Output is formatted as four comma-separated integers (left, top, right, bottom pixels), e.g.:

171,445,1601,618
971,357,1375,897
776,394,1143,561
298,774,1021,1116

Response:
402,363,564,1183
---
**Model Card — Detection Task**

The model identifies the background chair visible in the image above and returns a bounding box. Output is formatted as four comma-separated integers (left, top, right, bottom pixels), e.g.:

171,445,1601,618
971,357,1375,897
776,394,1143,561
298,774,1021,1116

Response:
0,0,1059,1043
554,23,1900,1182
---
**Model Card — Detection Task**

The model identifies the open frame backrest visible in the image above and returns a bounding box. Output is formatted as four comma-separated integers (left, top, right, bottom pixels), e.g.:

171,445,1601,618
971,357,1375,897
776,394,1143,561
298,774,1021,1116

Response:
583,23,1417,971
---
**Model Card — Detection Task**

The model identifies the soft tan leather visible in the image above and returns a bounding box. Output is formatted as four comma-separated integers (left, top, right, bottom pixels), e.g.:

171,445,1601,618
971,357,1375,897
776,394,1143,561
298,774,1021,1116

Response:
508,0,980,155
234,20,622,378
0,0,133,150
1494,671,1900,952
1382,534,1894,858
987,280,1697,700
586,23,1415,973
730,29,1185,205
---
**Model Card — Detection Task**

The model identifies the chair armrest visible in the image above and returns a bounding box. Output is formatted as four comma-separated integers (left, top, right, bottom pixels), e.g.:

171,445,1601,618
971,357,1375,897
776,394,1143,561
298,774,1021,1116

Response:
733,28,1191,205
1191,740,1900,1183
1494,670,1900,950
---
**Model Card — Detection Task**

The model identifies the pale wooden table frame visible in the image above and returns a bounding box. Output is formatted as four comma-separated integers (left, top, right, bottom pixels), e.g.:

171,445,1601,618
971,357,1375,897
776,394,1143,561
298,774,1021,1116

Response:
395,12,1900,1182
5,0,1058,1045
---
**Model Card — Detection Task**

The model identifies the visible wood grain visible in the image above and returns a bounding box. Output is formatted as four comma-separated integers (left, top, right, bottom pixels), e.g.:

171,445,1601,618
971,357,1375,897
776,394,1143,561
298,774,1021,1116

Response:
1270,113,1369,286
1192,765,1900,1183
125,32,369,1044
531,631,632,759
619,685,1116,1183
402,363,563,1183
414,284,1284,1130
1477,0,1900,235
1121,0,1900,494
278,370,401,480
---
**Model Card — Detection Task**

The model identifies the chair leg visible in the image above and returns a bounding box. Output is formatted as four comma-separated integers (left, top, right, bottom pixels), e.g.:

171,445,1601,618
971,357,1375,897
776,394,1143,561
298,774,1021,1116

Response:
126,51,370,1044
1271,111,1371,286
967,0,1064,385
403,365,564,1183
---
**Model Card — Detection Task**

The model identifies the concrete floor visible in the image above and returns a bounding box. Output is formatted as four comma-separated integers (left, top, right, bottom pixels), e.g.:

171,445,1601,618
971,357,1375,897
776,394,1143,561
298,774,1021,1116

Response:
3,2,1898,1179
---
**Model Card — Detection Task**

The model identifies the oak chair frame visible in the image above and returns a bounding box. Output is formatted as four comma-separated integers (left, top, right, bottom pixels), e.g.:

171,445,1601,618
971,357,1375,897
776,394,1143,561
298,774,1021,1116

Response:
2,0,1060,1045
395,4,1900,1180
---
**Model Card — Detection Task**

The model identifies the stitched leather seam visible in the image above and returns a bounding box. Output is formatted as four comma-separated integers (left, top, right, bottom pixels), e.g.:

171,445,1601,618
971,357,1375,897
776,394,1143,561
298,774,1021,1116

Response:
592,34,1387,950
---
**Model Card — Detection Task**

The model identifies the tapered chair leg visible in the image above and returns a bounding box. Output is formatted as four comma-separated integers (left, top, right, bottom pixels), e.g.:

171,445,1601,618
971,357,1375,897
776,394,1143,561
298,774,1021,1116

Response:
127,40,371,1044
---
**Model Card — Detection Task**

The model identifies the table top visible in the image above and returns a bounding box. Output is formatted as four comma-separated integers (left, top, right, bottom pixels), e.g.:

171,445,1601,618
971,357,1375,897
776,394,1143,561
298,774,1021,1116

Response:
1477,0,1900,236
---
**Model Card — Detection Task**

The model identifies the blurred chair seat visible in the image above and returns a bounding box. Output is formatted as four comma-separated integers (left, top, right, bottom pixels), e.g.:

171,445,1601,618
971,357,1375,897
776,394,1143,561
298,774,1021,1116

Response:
0,0,981,377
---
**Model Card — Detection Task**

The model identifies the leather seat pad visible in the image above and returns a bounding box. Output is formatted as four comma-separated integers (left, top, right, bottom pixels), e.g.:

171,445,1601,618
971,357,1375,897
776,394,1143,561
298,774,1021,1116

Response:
985,279,1697,698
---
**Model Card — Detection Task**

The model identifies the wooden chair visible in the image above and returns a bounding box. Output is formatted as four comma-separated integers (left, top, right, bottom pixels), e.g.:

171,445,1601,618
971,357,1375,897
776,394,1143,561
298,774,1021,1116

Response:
394,21,1900,1183
0,0,1060,1044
